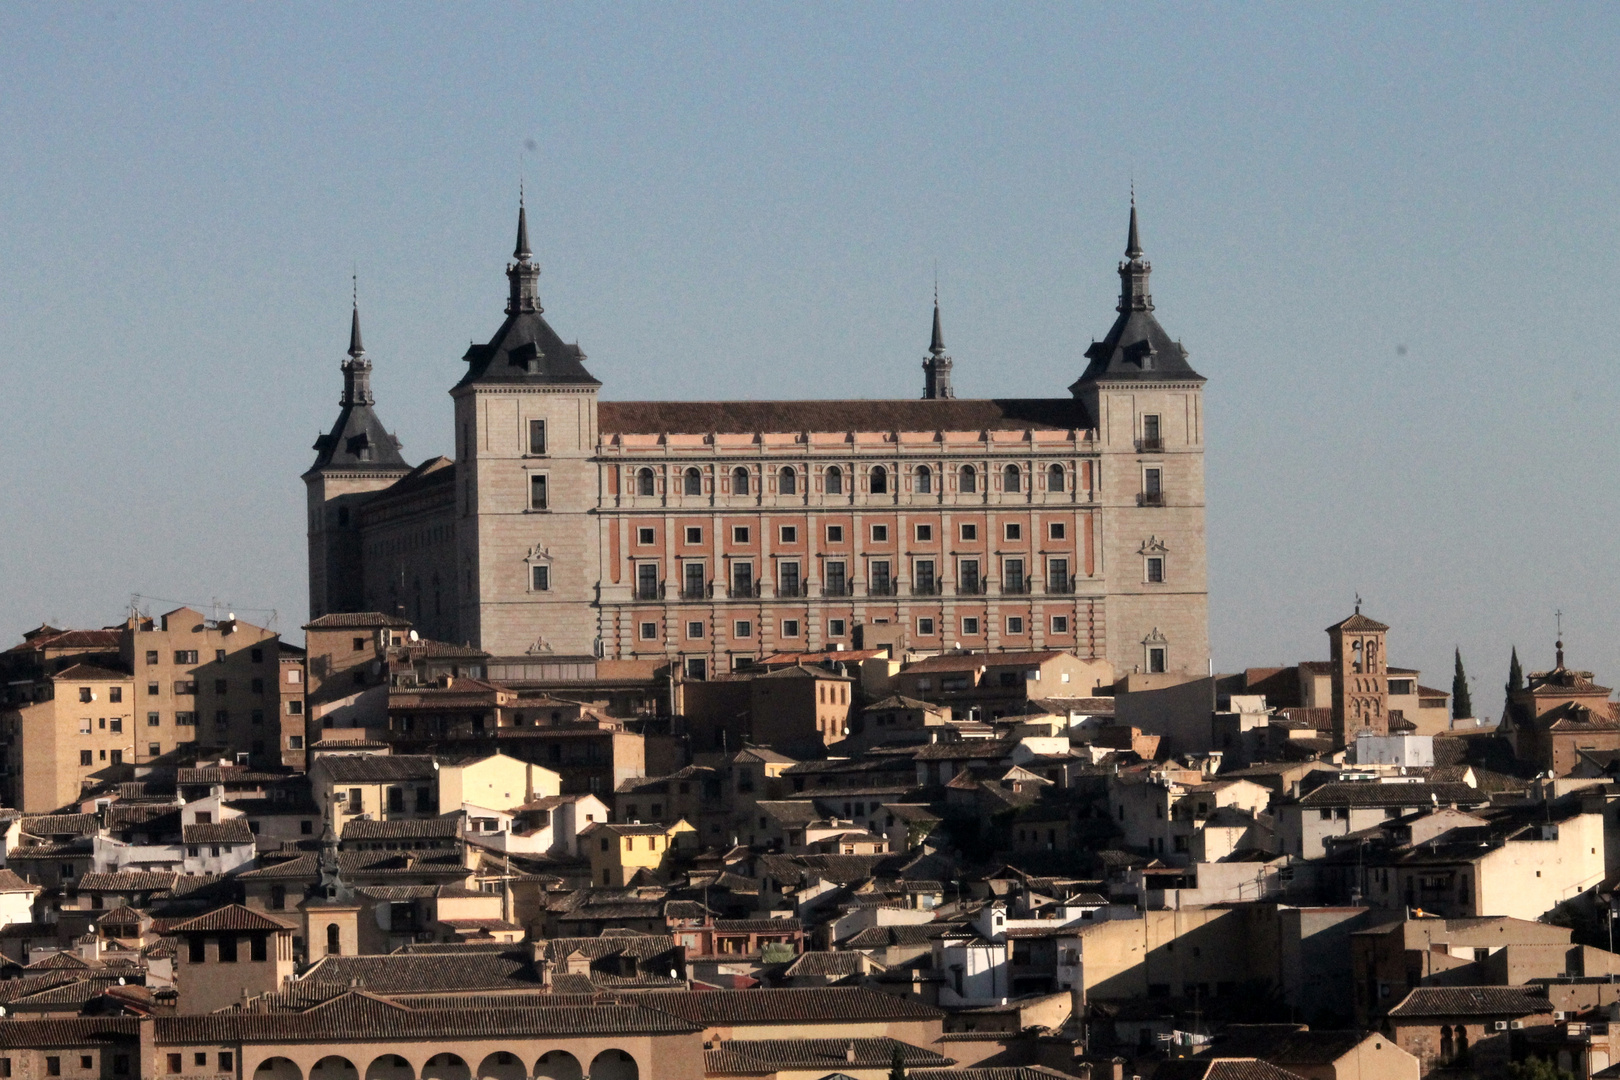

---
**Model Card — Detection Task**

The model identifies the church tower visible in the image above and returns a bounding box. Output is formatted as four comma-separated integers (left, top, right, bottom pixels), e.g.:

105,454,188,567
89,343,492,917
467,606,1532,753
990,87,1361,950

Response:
921,295,955,399
453,199,603,658
303,300,411,619
1327,607,1391,748
1072,201,1209,675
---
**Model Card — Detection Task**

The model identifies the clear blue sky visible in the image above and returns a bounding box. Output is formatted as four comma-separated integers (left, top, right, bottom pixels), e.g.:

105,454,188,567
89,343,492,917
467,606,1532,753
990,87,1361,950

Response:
3,4,1618,706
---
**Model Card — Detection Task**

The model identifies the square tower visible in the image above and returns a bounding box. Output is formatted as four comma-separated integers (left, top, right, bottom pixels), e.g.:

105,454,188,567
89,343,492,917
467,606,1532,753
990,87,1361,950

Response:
1327,609,1391,747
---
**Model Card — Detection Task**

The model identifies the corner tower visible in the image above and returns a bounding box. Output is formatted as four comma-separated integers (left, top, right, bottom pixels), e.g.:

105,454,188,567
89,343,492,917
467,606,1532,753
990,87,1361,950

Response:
453,199,603,659
1072,200,1209,675
921,294,955,399
304,300,411,619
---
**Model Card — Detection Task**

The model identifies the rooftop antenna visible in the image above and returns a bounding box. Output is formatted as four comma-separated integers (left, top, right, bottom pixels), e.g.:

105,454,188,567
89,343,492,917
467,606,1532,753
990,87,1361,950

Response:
1354,592,1362,614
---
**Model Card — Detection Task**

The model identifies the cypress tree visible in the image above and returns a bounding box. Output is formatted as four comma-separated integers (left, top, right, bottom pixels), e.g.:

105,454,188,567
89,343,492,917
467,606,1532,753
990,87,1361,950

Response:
1507,647,1524,694
1453,648,1473,720
890,1045,907,1080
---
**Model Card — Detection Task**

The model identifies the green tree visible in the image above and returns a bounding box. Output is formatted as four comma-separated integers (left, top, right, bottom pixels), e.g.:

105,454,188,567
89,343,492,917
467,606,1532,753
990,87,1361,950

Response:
1507,646,1524,694
1453,648,1473,720
890,1044,906,1080
1507,1056,1575,1080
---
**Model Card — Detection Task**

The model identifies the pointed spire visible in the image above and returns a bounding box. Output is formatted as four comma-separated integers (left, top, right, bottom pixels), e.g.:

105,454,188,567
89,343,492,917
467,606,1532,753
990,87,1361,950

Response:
1126,188,1142,259
514,182,532,261
930,294,946,357
1116,195,1154,314
921,284,954,400
348,278,364,358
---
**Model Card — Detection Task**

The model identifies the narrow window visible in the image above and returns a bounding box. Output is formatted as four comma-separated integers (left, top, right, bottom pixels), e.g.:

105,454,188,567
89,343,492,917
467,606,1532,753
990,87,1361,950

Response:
732,467,750,495
1147,557,1165,583
779,467,797,495
960,465,977,493
1049,557,1070,591
326,923,340,956
683,562,706,599
871,466,888,494
636,468,656,496
826,466,843,494
1142,414,1161,449
684,468,703,495
1144,467,1163,501
1149,646,1168,674
1004,464,1022,492
732,562,753,596
529,474,548,510
1047,464,1065,491
637,564,659,601
916,466,933,494
528,418,547,455
532,565,550,591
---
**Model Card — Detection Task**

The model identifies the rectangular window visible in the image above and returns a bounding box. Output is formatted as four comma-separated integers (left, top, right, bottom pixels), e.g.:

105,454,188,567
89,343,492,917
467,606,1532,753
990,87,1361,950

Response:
685,526,702,544
353,637,366,651
1147,556,1165,583
286,668,300,683
110,750,122,765
962,616,980,635
637,563,660,600
80,750,92,766
1049,558,1070,591
215,649,226,663
1052,615,1070,634
870,560,892,594
147,682,159,696
221,1053,235,1071
684,657,708,679
1004,522,1022,541
46,1058,60,1078
214,678,228,694
148,712,161,726
959,558,981,593
828,618,846,637
529,418,547,455
734,620,753,638
532,565,551,591
1006,616,1025,634
529,473,549,510
782,619,801,637
637,526,655,544
175,711,196,726
732,562,753,596
1148,646,1168,673
218,934,237,962
1004,558,1026,592
826,525,844,543
1142,413,1161,449
915,559,936,592
687,621,705,639
732,525,750,543
825,561,847,595
1049,521,1066,540
144,650,158,665
174,650,198,664
915,523,933,542
779,561,801,595
79,687,93,703
348,788,363,809
960,523,978,541
108,687,122,703
639,621,659,640
79,718,92,734
167,1054,181,1075
251,647,264,663
109,717,122,733
1144,467,1162,497
683,561,706,599
288,736,304,750
287,701,303,715
917,617,936,636
779,525,798,543
188,938,204,962
388,787,404,812
871,524,888,542
148,742,161,756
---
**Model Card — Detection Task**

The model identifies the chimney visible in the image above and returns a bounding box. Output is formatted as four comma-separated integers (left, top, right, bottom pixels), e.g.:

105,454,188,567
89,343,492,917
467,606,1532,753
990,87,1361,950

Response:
846,1043,857,1064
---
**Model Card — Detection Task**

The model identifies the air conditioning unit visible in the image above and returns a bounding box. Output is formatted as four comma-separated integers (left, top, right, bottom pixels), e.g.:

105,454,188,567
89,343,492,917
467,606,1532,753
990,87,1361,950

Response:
1494,1021,1509,1031
1509,1021,1525,1030
1555,1012,1568,1021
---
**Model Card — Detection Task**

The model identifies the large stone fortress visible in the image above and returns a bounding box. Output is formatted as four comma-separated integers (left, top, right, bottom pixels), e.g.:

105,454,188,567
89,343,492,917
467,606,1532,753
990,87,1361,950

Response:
304,201,1209,677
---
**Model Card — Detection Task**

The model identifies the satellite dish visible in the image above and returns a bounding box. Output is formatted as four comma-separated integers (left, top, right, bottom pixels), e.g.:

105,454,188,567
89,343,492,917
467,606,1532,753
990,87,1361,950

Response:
408,630,420,642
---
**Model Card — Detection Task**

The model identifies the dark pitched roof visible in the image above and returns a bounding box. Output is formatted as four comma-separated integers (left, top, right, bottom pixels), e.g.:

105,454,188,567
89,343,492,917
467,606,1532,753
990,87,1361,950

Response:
1297,782,1485,808
1327,612,1390,633
302,612,413,630
51,662,130,681
342,817,461,841
599,399,1089,436
317,754,437,782
1153,1061,1310,1080
1073,204,1202,387
0,1018,140,1049
170,905,294,934
627,987,943,1024
181,821,254,844
705,1038,951,1074
1387,986,1551,1018
300,949,540,993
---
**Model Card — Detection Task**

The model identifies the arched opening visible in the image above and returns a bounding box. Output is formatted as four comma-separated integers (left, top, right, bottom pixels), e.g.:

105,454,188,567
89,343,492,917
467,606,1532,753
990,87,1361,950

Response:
254,1059,303,1080
1439,1026,1453,1064
825,466,843,495
1047,464,1065,491
778,467,797,496
310,1057,359,1080
960,465,977,493
477,1051,527,1080
365,1054,415,1080
731,467,750,495
683,468,703,496
636,468,656,496
870,466,888,494
1455,1026,1469,1061
916,466,932,494
533,1051,583,1080
325,923,340,956
589,1050,639,1080
422,1054,472,1080
1003,464,1021,492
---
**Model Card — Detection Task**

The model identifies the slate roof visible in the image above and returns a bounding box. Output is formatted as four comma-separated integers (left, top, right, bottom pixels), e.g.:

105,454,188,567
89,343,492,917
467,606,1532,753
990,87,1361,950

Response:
600,400,1089,436
1387,986,1552,1018
1297,782,1486,808
705,1038,951,1074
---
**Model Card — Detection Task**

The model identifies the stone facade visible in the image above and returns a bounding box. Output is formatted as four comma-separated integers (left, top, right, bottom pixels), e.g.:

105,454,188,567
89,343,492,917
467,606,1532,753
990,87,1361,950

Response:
306,202,1210,678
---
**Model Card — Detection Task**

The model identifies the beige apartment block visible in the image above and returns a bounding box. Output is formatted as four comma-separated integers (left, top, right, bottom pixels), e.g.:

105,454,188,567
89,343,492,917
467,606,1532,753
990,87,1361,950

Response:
306,201,1210,679
3,663,136,813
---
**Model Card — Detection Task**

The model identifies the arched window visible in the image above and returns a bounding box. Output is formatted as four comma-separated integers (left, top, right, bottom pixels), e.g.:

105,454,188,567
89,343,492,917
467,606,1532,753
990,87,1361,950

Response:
826,466,843,495
871,466,888,494
779,467,797,495
636,468,656,496
916,466,932,494
960,465,977,493
683,468,703,496
1004,465,1022,492
1440,1026,1453,1064
326,923,340,956
732,467,750,495
1047,464,1065,492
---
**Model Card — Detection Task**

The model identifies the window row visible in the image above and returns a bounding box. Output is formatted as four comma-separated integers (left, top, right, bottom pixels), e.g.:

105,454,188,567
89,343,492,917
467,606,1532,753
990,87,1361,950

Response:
647,613,1079,641
634,520,1069,546
635,462,1080,497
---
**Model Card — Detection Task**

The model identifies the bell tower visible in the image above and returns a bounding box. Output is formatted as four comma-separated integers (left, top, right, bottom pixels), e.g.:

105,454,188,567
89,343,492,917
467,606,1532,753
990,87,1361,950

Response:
1327,606,1391,748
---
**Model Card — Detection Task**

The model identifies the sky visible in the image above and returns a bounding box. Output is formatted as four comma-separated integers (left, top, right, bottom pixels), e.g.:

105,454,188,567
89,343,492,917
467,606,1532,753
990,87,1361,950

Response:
2,4,1618,708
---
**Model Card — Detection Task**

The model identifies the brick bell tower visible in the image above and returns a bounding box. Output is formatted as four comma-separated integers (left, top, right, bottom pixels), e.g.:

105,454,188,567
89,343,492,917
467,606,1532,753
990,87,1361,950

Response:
1327,604,1391,748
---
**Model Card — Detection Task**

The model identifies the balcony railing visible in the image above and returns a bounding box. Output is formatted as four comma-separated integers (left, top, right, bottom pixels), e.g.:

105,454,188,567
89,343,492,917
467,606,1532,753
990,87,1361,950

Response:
728,581,762,599
1138,491,1166,507
775,582,807,599
1001,580,1032,595
1137,437,1164,452
679,582,713,601
821,582,853,598
1045,580,1074,595
955,580,987,596
635,581,666,601
910,582,942,597
868,581,898,597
